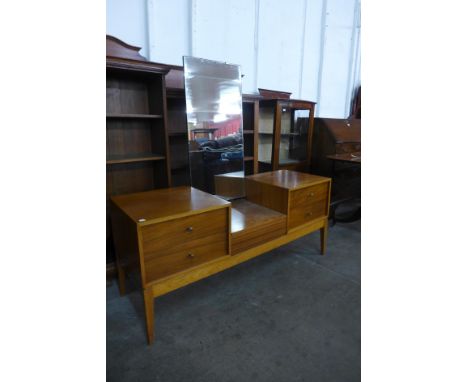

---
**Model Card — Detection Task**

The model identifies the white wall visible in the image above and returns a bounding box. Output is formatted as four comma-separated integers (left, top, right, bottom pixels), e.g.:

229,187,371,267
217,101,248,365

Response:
106,0,149,58
106,0,360,118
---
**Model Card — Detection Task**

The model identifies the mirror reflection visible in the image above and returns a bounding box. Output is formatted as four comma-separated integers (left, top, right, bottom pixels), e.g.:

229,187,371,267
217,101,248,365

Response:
183,56,245,199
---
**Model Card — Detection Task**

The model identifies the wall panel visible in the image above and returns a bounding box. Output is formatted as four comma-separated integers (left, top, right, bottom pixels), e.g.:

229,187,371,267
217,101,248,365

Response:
147,0,191,65
106,0,361,118
256,0,306,97
106,0,149,58
191,0,258,93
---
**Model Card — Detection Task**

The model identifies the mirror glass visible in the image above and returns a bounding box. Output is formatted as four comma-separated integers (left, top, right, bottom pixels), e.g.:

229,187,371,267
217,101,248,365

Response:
183,56,245,199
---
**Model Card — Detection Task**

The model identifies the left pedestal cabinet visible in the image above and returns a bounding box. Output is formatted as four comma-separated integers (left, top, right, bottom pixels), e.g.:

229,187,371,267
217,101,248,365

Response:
111,187,231,343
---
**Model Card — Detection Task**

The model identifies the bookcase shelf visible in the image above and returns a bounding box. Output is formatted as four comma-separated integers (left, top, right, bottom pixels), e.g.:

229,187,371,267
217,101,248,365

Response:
106,153,166,165
107,113,163,119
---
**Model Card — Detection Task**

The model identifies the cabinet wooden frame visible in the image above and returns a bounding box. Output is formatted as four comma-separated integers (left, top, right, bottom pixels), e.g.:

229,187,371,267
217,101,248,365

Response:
258,99,316,173
111,170,331,345
241,95,261,175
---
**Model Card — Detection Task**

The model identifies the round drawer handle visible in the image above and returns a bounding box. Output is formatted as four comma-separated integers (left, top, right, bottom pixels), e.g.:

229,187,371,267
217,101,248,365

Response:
186,226,193,232
309,192,314,197
187,253,195,258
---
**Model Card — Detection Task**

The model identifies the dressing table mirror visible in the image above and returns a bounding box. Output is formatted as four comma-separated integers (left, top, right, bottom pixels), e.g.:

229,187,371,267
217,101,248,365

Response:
183,56,245,199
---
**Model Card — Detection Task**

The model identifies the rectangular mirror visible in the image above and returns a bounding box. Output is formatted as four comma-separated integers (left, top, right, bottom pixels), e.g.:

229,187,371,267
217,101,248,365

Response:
183,56,245,200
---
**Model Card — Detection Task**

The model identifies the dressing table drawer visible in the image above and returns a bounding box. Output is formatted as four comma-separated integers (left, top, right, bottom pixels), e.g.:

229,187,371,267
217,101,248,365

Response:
140,208,229,281
289,183,329,228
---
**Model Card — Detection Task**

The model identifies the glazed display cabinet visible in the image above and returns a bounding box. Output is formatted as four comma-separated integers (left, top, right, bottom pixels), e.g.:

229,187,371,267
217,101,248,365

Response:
258,99,316,173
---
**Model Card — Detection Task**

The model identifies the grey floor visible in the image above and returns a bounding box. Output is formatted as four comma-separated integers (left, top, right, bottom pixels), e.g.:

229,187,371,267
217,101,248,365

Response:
107,220,360,382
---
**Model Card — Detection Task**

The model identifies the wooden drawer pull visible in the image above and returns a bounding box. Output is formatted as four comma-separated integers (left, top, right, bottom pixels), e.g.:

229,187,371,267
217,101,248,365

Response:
185,226,193,232
308,192,314,197
187,253,195,258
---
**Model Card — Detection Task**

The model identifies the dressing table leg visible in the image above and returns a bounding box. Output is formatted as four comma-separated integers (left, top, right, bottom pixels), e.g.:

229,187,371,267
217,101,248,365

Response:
144,289,155,344
320,222,328,255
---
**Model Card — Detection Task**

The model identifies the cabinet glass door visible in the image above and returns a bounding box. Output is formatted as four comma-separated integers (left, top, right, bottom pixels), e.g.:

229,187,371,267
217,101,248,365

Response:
278,108,309,165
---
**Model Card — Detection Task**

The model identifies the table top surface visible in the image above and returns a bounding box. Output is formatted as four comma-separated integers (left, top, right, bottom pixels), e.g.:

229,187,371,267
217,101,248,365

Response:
327,152,361,163
111,186,230,224
230,199,285,234
246,170,330,190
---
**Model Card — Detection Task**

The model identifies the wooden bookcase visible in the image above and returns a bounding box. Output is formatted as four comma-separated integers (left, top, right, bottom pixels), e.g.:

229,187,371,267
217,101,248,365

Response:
242,94,261,175
165,90,191,187
106,36,172,264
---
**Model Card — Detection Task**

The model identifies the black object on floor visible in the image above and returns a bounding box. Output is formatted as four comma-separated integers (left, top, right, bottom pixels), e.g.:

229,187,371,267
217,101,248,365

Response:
107,221,360,382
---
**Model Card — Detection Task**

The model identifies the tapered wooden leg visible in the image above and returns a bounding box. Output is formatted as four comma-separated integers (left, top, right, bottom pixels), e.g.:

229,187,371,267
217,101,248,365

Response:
116,263,126,296
144,289,155,344
320,221,328,255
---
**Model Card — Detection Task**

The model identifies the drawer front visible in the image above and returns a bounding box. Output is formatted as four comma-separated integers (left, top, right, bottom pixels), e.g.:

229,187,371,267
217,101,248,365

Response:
141,208,229,282
289,183,329,228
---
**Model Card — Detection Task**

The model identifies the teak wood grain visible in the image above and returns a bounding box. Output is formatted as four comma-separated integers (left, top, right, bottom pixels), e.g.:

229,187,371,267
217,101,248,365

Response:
231,199,286,254
246,170,330,190
111,186,230,225
111,171,331,344
141,208,229,282
245,170,331,230
149,215,327,303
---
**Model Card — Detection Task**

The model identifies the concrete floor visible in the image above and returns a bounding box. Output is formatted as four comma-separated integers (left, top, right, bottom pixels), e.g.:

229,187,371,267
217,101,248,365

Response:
107,220,360,382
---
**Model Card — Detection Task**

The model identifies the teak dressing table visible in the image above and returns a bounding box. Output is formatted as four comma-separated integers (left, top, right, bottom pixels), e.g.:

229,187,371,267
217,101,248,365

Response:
111,170,331,344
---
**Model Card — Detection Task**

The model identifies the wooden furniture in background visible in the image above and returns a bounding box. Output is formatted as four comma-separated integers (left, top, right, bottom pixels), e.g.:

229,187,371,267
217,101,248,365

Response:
258,99,316,173
106,36,172,264
258,88,292,100
242,93,261,175
311,118,361,221
111,170,331,344
128,57,318,180
327,152,361,223
326,152,361,164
